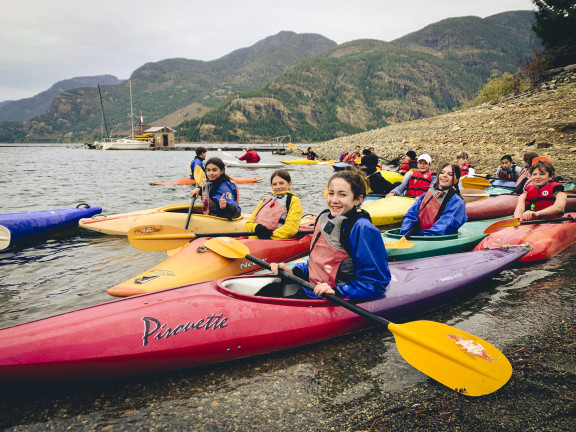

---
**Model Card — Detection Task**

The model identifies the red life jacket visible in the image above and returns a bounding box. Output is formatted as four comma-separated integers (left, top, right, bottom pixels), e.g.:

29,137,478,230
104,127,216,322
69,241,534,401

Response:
252,193,292,231
308,210,366,287
399,159,417,174
498,164,519,181
406,170,435,197
417,187,456,230
459,163,473,176
525,182,564,213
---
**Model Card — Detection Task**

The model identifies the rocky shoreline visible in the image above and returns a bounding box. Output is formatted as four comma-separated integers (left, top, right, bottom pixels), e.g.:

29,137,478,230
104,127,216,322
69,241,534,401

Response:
306,65,576,182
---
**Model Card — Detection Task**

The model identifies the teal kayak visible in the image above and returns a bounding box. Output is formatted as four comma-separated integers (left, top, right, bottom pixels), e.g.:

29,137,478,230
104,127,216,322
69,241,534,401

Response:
382,218,505,261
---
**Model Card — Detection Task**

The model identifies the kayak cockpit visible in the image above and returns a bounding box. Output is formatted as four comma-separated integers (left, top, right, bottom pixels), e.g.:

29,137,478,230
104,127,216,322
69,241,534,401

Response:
218,276,317,303
384,228,460,241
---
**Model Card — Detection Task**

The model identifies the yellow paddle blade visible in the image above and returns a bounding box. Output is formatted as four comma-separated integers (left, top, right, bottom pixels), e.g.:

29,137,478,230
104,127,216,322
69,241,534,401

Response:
461,177,492,190
204,237,249,259
390,320,512,396
193,165,206,186
354,157,361,164
460,188,490,203
323,188,328,198
326,160,335,166
0,225,11,250
128,225,196,251
287,142,297,150
385,236,415,249
483,218,520,234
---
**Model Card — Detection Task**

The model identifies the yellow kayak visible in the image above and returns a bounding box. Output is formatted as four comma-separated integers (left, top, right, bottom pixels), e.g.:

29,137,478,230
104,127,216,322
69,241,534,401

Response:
380,170,404,183
362,196,415,226
280,158,332,165
79,203,248,236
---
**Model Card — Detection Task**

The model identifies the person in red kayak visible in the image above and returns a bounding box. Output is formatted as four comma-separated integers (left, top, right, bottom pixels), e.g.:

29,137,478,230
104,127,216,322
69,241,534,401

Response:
270,168,391,300
302,147,320,161
386,154,436,198
514,160,567,221
244,169,303,239
399,163,467,236
238,146,261,163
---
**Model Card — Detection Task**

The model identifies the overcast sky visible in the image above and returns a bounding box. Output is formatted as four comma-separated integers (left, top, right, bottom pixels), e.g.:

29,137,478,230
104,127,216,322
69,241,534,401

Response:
0,0,535,102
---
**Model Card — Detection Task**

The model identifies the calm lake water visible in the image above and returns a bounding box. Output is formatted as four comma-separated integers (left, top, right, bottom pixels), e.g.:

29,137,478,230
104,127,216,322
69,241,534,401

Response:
0,144,575,431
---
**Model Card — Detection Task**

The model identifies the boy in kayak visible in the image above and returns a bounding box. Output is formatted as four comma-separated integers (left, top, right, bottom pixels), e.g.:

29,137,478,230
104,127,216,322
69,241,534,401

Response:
495,155,522,181
514,160,567,221
399,163,467,236
386,154,436,198
456,151,475,178
189,146,207,178
271,168,391,300
343,146,362,165
398,150,417,175
337,147,350,162
302,147,320,160
190,157,241,219
238,146,261,163
244,169,303,239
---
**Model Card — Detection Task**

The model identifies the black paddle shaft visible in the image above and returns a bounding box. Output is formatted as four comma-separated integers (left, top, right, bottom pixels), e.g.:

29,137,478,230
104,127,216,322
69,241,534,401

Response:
521,215,573,226
245,253,392,328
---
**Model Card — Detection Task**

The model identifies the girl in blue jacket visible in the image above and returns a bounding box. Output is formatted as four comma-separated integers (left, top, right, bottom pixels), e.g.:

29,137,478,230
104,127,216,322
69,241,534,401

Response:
190,157,241,219
399,163,467,236
271,168,391,300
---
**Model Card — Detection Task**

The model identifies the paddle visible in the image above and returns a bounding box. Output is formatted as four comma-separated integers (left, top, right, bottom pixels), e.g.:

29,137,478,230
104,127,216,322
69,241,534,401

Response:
287,142,297,150
484,215,574,234
185,165,205,229
128,224,314,251
384,236,415,249
461,177,492,190
0,225,11,251
218,149,238,159
460,188,490,203
203,237,512,396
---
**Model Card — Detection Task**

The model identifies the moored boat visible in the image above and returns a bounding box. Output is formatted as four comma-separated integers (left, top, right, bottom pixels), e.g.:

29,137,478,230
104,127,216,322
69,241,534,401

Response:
473,213,576,261
0,204,102,249
78,204,249,236
0,247,528,383
107,232,314,296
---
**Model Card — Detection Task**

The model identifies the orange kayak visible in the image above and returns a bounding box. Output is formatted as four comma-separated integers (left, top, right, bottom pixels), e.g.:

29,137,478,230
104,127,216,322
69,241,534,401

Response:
149,176,264,186
473,213,576,261
107,233,313,297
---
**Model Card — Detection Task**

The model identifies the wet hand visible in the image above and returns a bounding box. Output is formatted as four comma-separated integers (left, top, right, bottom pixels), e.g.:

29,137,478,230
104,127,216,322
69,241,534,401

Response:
314,282,335,297
270,262,292,276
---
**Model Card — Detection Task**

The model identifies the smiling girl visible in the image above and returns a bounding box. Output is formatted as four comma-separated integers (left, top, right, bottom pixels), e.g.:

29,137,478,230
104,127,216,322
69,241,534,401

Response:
399,162,467,236
244,169,303,239
271,169,391,300
190,157,241,219
514,160,567,221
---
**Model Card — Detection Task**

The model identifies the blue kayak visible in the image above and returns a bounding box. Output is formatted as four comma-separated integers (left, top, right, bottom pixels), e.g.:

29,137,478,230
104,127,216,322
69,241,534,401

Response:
0,204,102,249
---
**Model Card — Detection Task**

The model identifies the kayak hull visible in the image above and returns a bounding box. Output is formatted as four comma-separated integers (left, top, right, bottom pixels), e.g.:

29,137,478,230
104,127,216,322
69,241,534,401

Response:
107,234,314,296
0,248,527,383
0,204,102,247
473,212,576,261
466,194,576,220
280,158,326,165
362,196,415,226
382,218,502,260
79,204,249,236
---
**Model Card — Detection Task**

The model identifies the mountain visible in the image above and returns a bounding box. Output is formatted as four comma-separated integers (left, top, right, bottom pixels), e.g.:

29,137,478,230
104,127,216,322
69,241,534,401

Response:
0,32,336,142
177,11,539,143
0,12,538,143
0,75,122,122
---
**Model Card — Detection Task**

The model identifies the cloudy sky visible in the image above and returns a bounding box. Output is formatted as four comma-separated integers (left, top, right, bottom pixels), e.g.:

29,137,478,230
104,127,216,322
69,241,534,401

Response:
0,0,535,102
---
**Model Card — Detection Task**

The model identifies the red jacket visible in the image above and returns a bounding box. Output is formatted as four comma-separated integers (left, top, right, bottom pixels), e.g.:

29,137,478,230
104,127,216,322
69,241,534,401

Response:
238,151,261,163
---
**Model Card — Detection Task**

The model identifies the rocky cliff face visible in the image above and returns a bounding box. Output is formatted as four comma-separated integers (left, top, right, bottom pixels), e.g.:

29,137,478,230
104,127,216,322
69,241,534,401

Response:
311,65,576,181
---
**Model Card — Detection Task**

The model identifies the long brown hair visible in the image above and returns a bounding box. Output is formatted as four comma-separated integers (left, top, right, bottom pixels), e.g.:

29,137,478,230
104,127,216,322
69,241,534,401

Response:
329,167,368,200
435,163,462,195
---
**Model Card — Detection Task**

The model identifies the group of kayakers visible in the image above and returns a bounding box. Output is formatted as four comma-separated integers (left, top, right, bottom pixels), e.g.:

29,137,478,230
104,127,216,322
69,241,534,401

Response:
187,146,567,302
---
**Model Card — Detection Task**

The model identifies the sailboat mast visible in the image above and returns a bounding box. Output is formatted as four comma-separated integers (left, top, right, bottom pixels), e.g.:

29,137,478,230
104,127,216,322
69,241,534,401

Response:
129,80,135,139
97,85,110,139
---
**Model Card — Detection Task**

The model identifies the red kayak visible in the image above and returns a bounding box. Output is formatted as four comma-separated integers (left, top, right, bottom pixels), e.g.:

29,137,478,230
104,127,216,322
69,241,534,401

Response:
150,176,264,186
0,248,527,383
466,194,576,220
473,213,576,261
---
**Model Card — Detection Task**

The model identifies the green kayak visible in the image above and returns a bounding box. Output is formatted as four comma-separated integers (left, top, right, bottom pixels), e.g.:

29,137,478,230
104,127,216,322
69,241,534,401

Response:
383,218,505,261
